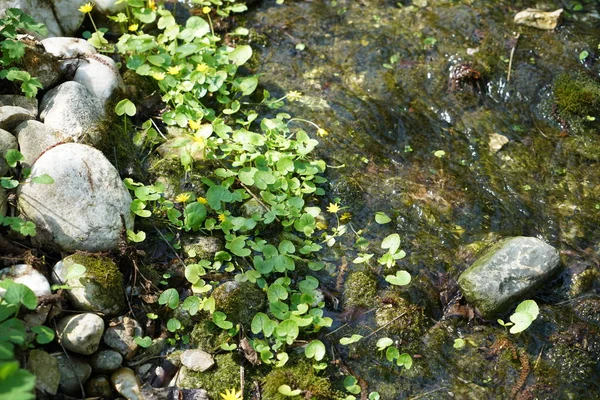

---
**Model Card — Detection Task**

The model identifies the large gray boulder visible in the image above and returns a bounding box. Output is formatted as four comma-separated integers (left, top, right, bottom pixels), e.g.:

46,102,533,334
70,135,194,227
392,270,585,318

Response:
17,143,133,252
457,236,561,318
39,81,106,145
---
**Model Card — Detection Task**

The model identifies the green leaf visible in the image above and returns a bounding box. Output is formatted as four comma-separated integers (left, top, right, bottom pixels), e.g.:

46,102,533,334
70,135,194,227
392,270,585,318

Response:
514,299,539,320
278,385,301,397
267,284,288,303
453,338,466,349
220,343,237,351
385,346,399,362
275,351,289,367
115,99,137,116
63,263,86,281
275,319,299,344
227,236,251,257
127,229,146,243
339,334,363,345
166,318,182,332
184,202,207,231
134,336,152,348
305,340,326,361
31,325,54,344
30,174,54,184
385,270,411,286
0,318,26,345
229,45,253,66
1,40,25,60
0,178,19,189
239,76,258,95
381,233,401,254
375,211,391,224
433,150,446,158
376,337,394,350
0,365,36,400
158,288,180,309
251,312,274,336
4,149,24,168
18,221,35,237
509,312,533,334
343,376,361,394
213,311,233,330
182,296,202,316
3,282,37,310
254,170,276,190
397,353,413,369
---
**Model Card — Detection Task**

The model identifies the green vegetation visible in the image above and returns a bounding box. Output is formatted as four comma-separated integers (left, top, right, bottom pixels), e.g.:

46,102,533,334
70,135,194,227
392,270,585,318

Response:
553,73,600,118
0,280,55,400
0,9,46,97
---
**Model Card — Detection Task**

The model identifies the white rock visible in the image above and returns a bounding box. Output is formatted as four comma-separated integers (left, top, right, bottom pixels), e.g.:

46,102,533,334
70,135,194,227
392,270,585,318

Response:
17,143,134,252
14,120,63,167
51,0,87,36
488,133,509,154
0,0,62,37
0,95,38,116
39,81,106,145
0,264,51,297
180,350,214,372
112,367,142,400
95,0,126,14
514,8,563,30
74,54,125,104
57,313,105,355
41,37,96,60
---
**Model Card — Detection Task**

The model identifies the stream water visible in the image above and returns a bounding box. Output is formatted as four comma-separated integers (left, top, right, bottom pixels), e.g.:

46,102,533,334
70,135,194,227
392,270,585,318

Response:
234,0,600,398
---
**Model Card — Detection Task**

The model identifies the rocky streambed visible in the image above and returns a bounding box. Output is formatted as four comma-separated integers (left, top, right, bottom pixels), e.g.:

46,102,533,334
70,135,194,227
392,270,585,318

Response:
1,0,599,399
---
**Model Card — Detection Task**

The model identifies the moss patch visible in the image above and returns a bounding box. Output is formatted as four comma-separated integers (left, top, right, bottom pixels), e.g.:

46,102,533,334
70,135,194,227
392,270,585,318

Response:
261,360,339,400
343,271,377,308
178,353,240,397
212,281,266,326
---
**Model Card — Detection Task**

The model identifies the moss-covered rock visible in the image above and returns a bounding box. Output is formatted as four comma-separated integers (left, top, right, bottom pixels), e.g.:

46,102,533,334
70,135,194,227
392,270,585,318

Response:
261,360,338,400
190,319,231,352
375,290,427,343
554,73,600,118
212,281,266,326
54,253,126,316
343,271,377,308
177,353,240,398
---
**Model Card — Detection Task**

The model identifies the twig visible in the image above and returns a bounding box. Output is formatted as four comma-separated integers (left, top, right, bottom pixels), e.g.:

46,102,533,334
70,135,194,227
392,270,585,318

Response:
240,364,245,399
53,320,86,399
409,387,447,400
507,33,520,83
363,312,406,340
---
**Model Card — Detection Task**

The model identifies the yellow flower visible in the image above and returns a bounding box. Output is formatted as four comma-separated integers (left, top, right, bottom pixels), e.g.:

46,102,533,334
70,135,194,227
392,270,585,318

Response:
218,214,227,222
196,63,209,73
197,197,208,204
340,212,352,222
147,0,157,11
167,65,182,75
79,2,94,13
286,90,302,101
188,119,201,130
317,128,328,137
128,23,139,32
175,193,191,203
202,6,211,14
219,388,241,400
151,72,165,81
326,203,340,214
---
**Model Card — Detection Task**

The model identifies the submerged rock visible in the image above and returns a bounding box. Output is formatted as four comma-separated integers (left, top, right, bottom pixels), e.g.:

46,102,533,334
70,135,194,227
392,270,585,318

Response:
104,316,143,360
17,143,133,252
91,349,124,373
212,281,266,325
458,236,560,318
55,353,92,396
53,253,126,316
112,367,142,400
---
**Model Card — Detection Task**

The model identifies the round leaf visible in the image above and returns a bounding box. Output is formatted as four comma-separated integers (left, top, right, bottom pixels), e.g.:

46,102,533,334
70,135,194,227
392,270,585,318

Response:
385,270,411,286
375,212,391,224
278,385,301,397
115,99,136,116
305,340,326,361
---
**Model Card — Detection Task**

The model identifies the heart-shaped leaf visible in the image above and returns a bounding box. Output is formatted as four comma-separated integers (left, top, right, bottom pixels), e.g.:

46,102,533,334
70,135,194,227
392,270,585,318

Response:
385,270,411,286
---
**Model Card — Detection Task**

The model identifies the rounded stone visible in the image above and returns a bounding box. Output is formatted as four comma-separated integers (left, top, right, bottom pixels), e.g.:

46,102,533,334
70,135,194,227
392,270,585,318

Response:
111,367,142,400
17,143,134,252
15,120,64,167
180,349,214,372
55,353,92,396
74,54,125,104
57,313,105,355
0,128,18,176
39,81,106,145
0,105,34,132
53,254,126,316
0,264,51,297
103,316,143,360
91,350,123,373
85,375,114,398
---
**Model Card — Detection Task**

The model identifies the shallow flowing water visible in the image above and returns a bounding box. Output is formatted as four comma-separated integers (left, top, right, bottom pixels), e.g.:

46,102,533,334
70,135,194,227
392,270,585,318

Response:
236,0,600,398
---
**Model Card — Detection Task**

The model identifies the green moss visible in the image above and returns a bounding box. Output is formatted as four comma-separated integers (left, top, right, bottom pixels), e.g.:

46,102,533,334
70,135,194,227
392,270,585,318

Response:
569,267,600,298
178,353,240,397
212,281,266,326
261,360,338,400
554,73,600,117
343,271,377,308
375,290,427,343
190,319,230,352
63,253,126,315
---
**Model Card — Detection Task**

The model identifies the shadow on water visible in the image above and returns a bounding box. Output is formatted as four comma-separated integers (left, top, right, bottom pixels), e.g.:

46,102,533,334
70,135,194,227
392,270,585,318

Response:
230,0,600,397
